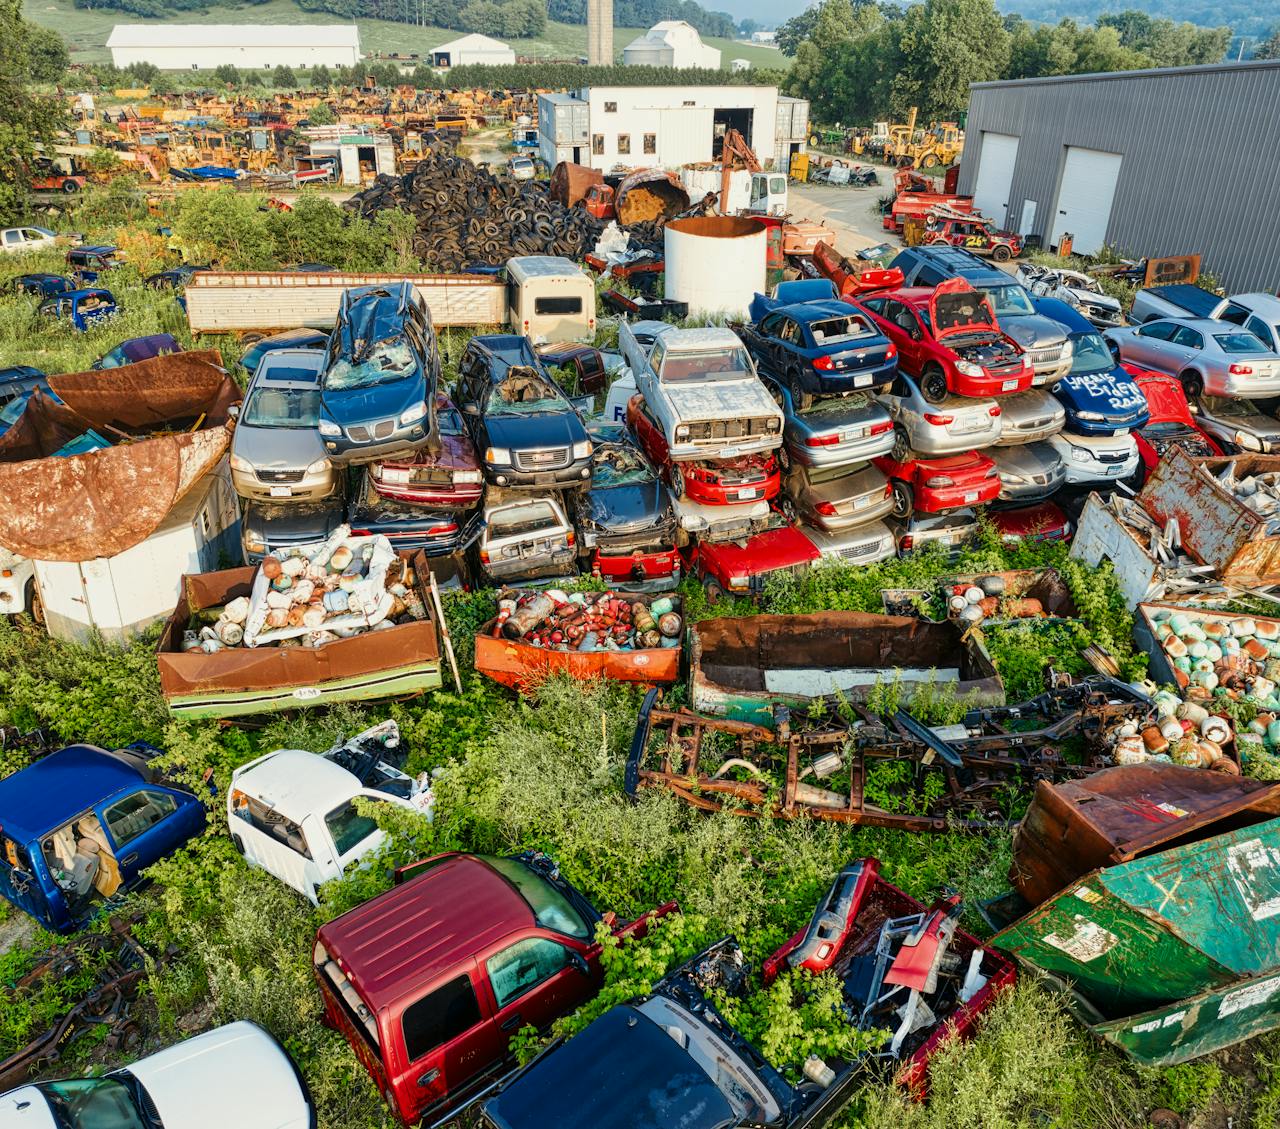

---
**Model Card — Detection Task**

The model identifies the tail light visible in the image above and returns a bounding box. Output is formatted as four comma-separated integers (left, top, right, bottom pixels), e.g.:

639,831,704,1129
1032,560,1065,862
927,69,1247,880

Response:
1229,363,1254,375
813,356,836,371
815,501,838,515
900,535,914,549
926,475,954,487
885,344,897,360
426,522,459,535
870,421,894,436
479,548,490,564
989,406,1001,417
924,413,954,426
566,530,575,546
806,433,841,447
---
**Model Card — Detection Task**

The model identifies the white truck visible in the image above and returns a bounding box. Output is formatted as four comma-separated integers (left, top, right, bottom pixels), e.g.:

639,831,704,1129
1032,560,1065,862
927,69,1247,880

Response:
0,226,58,255
620,322,783,462
228,719,432,904
0,546,36,618
679,166,789,217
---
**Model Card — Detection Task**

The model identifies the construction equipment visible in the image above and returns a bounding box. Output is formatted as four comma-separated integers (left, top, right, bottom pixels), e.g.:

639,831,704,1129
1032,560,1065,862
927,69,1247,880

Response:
718,127,760,214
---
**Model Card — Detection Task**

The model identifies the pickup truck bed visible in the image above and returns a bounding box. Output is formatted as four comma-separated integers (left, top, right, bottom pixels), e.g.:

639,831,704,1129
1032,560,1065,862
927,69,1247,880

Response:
1130,284,1224,324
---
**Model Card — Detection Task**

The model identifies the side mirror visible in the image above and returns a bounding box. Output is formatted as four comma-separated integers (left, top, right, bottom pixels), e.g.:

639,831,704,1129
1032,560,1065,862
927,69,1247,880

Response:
567,950,590,976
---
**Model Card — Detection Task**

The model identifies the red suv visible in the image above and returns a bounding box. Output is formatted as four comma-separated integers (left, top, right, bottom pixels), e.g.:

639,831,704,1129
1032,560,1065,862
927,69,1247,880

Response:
853,280,1032,403
313,851,673,1127
874,449,1000,517
627,395,780,505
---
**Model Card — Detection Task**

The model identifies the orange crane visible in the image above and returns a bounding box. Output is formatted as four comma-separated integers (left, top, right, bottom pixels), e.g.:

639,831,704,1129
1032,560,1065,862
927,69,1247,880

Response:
719,127,760,213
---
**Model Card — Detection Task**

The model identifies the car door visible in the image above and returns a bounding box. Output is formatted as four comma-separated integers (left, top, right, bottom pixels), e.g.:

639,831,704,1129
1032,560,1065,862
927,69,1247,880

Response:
885,300,928,375
482,933,592,1042
97,786,188,884
754,312,784,371
629,399,669,469
1126,321,1180,370
1167,325,1205,370
0,833,56,927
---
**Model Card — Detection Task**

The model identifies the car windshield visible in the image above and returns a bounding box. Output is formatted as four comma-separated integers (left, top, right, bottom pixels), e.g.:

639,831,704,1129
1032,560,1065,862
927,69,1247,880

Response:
242,386,322,428
37,1078,146,1129
1144,421,1193,438
325,337,417,390
485,856,590,938
981,283,1035,317
809,315,872,345
486,369,568,415
325,798,382,856
636,996,782,1123
439,407,465,435
0,390,36,426
487,502,559,537
592,442,653,487
660,346,752,382
1068,332,1114,374
1202,396,1254,419
1215,333,1270,355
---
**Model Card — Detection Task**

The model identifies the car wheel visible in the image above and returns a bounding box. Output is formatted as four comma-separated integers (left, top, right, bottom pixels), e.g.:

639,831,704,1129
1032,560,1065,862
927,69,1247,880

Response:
1180,370,1205,401
777,444,792,472
891,429,912,462
25,580,43,626
922,153,940,168
992,245,1012,262
231,834,245,855
788,371,814,411
62,180,79,194
780,495,799,522
703,577,726,605
891,481,914,520
920,367,949,405
669,465,686,499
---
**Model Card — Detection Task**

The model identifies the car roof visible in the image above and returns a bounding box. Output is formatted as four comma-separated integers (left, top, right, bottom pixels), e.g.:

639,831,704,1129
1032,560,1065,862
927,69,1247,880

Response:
775,300,866,324
1163,318,1236,333
255,350,326,383
899,245,1004,279
656,325,744,351
1233,294,1280,317
72,245,117,255
505,255,581,281
234,750,360,822
883,287,944,309
317,854,534,1010
0,745,146,842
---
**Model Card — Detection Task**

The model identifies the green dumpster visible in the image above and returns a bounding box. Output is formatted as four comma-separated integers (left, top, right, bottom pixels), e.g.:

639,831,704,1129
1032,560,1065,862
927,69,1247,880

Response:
994,817,1280,1065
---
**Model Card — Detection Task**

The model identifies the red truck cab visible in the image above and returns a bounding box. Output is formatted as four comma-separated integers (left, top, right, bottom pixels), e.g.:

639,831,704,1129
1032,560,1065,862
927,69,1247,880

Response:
313,851,673,1127
685,520,820,602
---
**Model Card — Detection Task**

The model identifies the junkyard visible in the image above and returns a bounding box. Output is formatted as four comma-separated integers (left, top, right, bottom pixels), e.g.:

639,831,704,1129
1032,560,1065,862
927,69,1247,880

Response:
4,30,1280,1129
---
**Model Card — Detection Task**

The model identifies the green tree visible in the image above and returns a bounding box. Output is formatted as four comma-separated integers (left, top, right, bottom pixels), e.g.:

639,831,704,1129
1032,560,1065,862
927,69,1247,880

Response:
310,63,333,88
1097,11,1230,65
891,0,1010,117
212,63,240,86
777,5,819,54
307,99,336,125
1257,27,1280,59
0,0,67,223
26,25,68,84
272,64,298,88
126,60,159,84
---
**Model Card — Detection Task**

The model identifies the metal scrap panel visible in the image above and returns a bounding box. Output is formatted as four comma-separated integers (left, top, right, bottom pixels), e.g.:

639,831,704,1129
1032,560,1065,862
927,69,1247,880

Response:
1070,492,1162,609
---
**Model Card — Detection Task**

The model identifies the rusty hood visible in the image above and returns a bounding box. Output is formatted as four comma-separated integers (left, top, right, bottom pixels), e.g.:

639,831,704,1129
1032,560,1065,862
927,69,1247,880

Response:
0,349,238,561
930,278,998,340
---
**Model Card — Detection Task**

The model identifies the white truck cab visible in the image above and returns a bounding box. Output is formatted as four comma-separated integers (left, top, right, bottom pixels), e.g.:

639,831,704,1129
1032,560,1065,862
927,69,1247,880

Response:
0,547,35,617
228,720,431,903
1,227,58,255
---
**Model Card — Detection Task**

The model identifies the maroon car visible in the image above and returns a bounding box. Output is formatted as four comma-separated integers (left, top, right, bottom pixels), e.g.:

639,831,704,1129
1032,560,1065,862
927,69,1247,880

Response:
369,394,483,508
989,500,1072,544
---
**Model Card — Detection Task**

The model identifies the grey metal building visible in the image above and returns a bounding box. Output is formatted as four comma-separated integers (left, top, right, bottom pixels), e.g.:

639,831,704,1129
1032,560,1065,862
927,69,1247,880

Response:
958,60,1280,292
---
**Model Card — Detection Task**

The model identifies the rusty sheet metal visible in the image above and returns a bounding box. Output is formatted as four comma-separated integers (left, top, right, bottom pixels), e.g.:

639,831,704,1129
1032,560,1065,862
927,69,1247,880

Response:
475,628,680,692
0,350,236,561
1138,447,1280,585
614,168,690,226
689,611,1003,726
549,161,603,208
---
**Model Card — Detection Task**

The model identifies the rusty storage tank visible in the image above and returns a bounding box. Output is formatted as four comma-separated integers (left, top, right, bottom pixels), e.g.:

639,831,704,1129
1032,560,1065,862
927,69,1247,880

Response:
664,215,767,320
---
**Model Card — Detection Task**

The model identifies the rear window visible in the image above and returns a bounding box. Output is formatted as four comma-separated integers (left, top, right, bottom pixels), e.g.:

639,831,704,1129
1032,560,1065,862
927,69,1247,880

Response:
806,461,869,486
402,975,482,1062
534,296,582,315
809,316,872,345
1215,333,1269,355
488,503,559,536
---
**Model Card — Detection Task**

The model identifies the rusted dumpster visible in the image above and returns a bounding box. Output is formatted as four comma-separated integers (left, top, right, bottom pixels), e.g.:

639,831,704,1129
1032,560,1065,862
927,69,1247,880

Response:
549,161,603,209
1134,601,1280,691
689,611,1004,725
1139,447,1280,586
993,764,1280,1065
614,168,690,225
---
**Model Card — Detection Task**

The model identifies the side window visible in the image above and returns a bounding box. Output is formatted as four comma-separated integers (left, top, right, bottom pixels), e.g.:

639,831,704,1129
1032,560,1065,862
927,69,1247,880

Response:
1246,316,1275,348
1218,303,1250,326
650,341,665,376
862,297,885,315
1138,321,1178,341
780,320,800,344
486,937,571,1009
230,790,312,859
916,266,946,286
1172,327,1204,350
102,789,178,848
759,312,783,337
402,975,482,1063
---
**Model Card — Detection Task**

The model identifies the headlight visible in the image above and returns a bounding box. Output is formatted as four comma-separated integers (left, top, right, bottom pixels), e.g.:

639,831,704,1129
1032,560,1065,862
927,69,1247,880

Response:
230,453,253,473
485,447,511,464
1236,430,1263,452
728,575,750,591
765,417,781,432
572,440,593,460
453,470,483,484
318,419,341,437
1059,340,1073,358
675,425,690,441
244,535,266,553
1076,411,1105,421
307,457,331,475
954,361,983,377
1069,446,1090,463
399,400,427,426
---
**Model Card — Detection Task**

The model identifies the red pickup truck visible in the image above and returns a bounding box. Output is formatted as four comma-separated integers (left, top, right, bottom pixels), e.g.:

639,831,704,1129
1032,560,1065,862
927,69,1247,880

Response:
313,851,674,1127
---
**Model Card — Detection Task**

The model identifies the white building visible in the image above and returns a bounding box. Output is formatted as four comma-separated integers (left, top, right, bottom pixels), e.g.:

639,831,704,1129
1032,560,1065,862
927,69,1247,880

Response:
622,21,721,69
750,30,777,44
730,58,751,72
430,33,516,68
537,86,808,173
106,24,360,70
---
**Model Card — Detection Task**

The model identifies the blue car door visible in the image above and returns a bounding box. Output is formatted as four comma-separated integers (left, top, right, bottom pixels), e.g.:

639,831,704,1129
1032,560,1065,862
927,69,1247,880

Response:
96,786,195,885
0,834,57,928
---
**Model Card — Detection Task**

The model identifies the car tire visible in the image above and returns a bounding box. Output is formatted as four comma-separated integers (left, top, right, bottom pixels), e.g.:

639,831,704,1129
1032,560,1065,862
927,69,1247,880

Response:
25,580,43,626
788,371,814,411
669,465,686,499
920,367,949,405
922,154,940,168
891,429,912,462
62,180,79,193
1180,370,1205,401
703,577,726,605
780,495,799,523
992,245,1012,262
891,481,914,519
231,834,245,855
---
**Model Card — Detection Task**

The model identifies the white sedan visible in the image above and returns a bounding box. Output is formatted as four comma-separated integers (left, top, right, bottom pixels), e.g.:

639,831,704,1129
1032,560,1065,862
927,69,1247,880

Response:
0,1021,313,1129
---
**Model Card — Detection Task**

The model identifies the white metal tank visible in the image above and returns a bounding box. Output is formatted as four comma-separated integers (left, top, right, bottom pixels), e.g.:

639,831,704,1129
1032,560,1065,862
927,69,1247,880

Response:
664,216,767,320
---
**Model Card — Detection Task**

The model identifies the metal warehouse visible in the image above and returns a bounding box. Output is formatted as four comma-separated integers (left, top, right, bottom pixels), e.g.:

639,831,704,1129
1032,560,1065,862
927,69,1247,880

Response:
959,59,1280,292
537,86,808,172
106,24,361,70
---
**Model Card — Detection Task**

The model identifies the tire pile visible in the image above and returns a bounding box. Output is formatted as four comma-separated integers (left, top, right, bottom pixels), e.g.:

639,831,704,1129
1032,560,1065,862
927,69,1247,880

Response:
345,152,664,271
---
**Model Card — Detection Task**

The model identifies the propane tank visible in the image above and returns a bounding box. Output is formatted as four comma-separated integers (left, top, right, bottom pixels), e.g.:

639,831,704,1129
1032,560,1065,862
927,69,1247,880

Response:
504,594,555,639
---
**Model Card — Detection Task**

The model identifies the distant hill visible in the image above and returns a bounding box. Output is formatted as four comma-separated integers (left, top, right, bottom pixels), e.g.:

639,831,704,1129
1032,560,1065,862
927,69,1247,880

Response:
997,0,1269,42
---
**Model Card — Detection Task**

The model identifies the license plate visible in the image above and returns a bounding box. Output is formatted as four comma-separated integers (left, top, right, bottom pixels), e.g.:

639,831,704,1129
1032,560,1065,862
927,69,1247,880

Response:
719,446,740,458
527,451,556,464
837,429,860,442
1001,379,1019,391
735,488,761,501
853,374,872,388
382,468,411,484
269,485,292,497
1106,464,1123,475
964,491,979,502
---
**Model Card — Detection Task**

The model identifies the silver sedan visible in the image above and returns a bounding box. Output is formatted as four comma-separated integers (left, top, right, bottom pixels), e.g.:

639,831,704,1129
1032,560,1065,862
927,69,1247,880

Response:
1194,396,1280,454
992,388,1065,446
1105,318,1280,398
988,441,1065,501
876,370,1002,456
761,375,896,470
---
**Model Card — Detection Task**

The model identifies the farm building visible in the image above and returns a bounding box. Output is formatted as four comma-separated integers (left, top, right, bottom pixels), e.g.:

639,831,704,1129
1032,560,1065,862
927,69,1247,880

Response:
429,33,516,68
537,86,808,172
106,24,361,70
622,21,721,69
959,58,1280,291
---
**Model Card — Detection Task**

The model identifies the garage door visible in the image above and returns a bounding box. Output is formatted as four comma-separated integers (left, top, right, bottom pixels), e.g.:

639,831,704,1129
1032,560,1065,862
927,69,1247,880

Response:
1050,147,1123,255
971,133,1019,228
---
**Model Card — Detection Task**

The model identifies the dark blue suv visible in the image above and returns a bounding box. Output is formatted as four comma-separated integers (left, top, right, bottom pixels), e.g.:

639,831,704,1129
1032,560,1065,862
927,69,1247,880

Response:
318,282,442,465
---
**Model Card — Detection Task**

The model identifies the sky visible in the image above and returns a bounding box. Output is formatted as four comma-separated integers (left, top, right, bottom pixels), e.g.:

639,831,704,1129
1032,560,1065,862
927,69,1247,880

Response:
720,0,808,27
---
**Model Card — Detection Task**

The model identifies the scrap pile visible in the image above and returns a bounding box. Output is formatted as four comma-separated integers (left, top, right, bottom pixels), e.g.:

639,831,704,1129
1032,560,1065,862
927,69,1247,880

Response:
495,589,682,651
945,576,1047,625
1214,461,1280,531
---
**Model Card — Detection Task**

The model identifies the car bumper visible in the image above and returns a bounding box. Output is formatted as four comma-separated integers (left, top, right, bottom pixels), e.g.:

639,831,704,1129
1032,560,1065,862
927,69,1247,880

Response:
486,461,593,489
950,371,1033,398
809,360,896,395
807,491,895,531
685,475,779,506
325,425,428,465
910,423,1002,456
592,549,681,592
481,547,577,582
1217,373,1280,397
994,418,1065,446
788,430,896,467
232,469,337,503
915,479,1001,512
1028,357,1072,384
669,435,782,461
1059,451,1140,484
998,470,1066,501
1065,415,1140,437
370,480,484,508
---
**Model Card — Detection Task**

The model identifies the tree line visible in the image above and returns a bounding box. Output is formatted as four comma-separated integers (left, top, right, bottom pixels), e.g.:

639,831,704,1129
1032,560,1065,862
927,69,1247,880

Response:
781,0,1234,124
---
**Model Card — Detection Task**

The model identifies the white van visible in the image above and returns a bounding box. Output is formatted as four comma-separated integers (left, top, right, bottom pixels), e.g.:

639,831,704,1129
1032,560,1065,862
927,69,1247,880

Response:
505,255,597,344
227,720,432,903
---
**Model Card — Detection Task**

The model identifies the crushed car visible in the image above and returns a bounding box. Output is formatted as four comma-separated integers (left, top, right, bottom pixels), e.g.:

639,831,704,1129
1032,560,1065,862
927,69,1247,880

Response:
1017,262,1124,328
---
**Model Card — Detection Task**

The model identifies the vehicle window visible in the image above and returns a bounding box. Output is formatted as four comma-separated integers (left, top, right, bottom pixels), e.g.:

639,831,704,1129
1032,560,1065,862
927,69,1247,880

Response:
534,295,582,316
1246,316,1277,348
759,313,783,337
486,937,571,1009
325,798,383,857
0,391,35,427
486,369,569,415
488,502,559,536
807,461,869,485
230,788,312,859
36,1079,145,1129
861,297,886,314
325,336,417,391
770,176,786,194
1171,327,1204,350
803,391,872,419
485,856,591,939
1214,332,1269,354
592,441,654,487
649,341,666,374
2,232,16,244
102,788,178,848
1137,321,1179,341
658,346,752,383
1201,396,1249,418
915,266,946,286
980,284,1034,317
1218,303,1250,326
809,315,872,345
779,320,800,344
241,386,322,428
1068,332,1114,374
402,975,482,1063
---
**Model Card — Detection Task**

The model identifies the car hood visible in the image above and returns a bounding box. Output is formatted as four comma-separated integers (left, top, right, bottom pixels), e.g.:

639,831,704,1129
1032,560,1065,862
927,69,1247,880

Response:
999,313,1068,350
931,278,998,340
701,525,818,571
990,442,1061,475
1053,368,1149,421
246,501,343,541
383,429,477,472
661,379,780,423
584,479,670,531
0,1089,57,1129
1136,376,1194,426
234,424,329,469
323,375,424,424
484,410,586,450
130,1022,309,1129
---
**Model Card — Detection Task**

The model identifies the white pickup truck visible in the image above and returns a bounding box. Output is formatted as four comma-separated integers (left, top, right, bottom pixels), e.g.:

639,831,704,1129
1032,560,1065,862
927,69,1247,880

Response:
619,322,783,462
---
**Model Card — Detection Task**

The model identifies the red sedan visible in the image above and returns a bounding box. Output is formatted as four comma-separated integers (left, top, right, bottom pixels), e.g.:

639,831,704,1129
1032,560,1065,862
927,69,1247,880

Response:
874,449,1000,517
989,501,1073,544
627,394,780,505
368,395,484,508
1126,365,1222,483
852,279,1033,403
